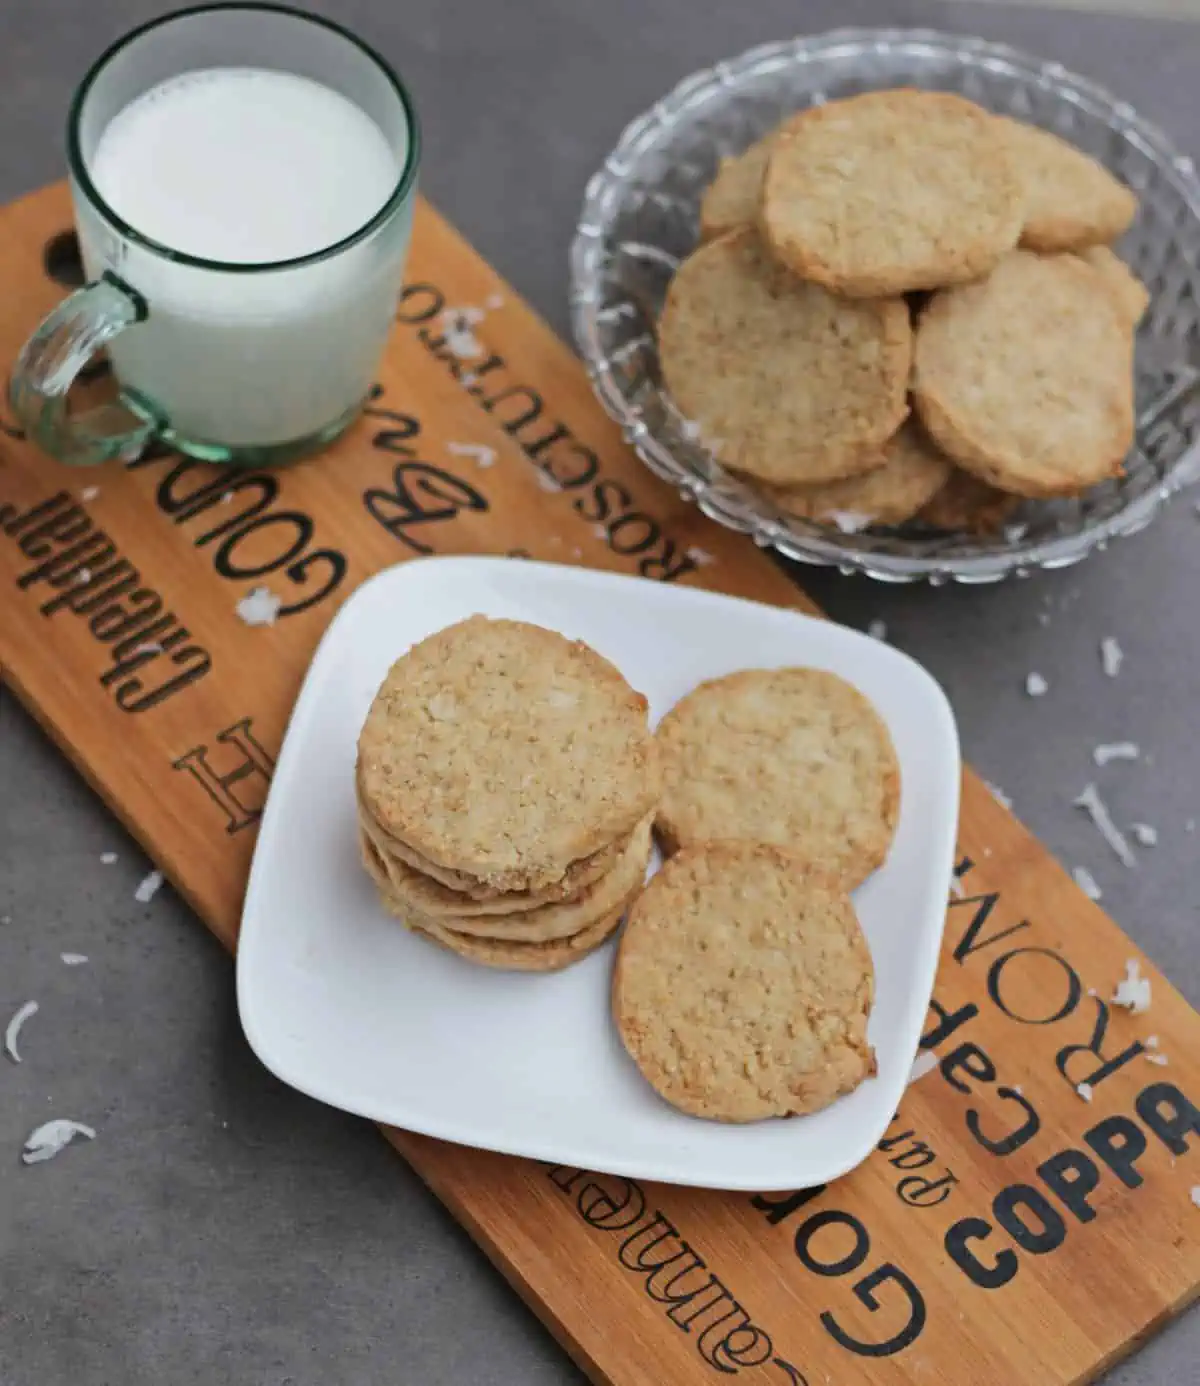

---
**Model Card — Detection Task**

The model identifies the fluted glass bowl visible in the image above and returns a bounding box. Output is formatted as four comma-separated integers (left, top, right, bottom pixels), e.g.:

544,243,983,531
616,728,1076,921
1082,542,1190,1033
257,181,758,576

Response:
569,29,1200,583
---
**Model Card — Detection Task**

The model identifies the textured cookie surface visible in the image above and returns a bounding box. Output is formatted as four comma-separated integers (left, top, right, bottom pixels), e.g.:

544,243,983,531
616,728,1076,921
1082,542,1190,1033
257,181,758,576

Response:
1079,245,1150,326
364,816,652,941
998,117,1138,252
913,251,1134,497
916,469,1021,534
357,617,658,890
655,667,900,888
659,227,911,485
357,776,630,905
613,845,875,1122
415,893,634,972
699,133,776,242
761,90,1023,297
766,421,953,527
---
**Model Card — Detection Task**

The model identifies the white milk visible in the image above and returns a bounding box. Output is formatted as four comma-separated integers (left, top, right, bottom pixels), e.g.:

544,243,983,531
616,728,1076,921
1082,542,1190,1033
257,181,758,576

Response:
76,67,411,449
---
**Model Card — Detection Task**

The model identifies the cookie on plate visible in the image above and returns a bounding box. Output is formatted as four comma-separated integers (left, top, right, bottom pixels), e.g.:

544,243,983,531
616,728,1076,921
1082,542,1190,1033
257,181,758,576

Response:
655,667,900,889
415,894,635,972
698,116,804,241
1078,245,1150,327
357,616,659,892
659,227,911,485
997,116,1138,252
364,816,652,941
913,250,1134,497
916,468,1022,534
765,420,953,528
613,844,876,1122
760,90,1023,297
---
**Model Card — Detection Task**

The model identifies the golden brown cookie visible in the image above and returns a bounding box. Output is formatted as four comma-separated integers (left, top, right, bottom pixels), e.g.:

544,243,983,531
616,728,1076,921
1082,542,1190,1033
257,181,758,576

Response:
916,469,1022,534
655,667,900,889
765,420,953,528
997,116,1138,252
760,90,1023,297
357,776,631,906
913,251,1134,497
659,227,911,485
698,116,805,241
357,617,658,892
1078,245,1150,326
363,816,652,941
613,845,876,1122
414,893,635,972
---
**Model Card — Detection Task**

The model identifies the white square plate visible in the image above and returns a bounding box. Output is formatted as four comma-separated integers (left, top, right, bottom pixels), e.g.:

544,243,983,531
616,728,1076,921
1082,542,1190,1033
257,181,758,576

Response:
237,557,959,1190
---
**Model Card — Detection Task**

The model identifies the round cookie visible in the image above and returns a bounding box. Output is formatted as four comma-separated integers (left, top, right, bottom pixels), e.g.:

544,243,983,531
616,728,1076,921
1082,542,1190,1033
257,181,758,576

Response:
916,469,1021,534
357,776,631,906
364,817,652,940
699,132,776,242
760,90,1023,297
659,227,912,485
613,845,876,1122
913,251,1134,497
655,667,900,889
996,117,1138,252
357,617,659,892
414,893,635,972
1078,245,1149,327
765,421,953,528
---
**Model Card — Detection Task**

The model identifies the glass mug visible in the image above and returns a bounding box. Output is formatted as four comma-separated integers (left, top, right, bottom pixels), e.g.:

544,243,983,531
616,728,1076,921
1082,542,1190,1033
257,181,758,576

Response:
10,3,420,468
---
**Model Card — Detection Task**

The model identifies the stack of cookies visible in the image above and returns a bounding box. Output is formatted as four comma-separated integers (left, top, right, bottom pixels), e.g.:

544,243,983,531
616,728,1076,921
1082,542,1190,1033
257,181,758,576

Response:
662,88,1145,535
356,616,659,972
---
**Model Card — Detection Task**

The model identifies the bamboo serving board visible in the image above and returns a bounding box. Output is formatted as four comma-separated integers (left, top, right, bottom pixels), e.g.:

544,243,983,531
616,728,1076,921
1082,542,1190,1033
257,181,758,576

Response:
1,182,1198,1386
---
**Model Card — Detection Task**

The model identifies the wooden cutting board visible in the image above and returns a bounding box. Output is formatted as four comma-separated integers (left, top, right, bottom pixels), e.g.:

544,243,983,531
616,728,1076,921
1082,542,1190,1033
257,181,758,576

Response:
1,182,1198,1386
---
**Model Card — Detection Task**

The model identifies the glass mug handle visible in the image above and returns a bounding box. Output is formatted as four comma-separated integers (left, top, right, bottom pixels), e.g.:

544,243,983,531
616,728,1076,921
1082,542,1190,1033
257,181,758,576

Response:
9,269,158,466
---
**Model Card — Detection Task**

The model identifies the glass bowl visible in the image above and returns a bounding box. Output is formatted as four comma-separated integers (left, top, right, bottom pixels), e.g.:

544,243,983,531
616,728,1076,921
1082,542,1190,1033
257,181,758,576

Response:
569,28,1200,584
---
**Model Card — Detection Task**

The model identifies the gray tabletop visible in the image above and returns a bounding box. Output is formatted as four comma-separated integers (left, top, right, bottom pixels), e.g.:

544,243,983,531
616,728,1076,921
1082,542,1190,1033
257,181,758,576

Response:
2,1,1198,1383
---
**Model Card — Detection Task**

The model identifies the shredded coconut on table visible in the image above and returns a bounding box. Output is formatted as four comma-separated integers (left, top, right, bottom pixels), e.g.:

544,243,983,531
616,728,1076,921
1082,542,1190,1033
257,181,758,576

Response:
536,472,561,493
1076,1082,1094,1103
130,641,162,657
446,441,496,469
1025,672,1048,697
100,851,118,865
907,1050,939,1084
80,485,100,502
1073,866,1103,901
61,953,88,966
236,586,282,628
1100,637,1124,678
440,306,485,359
1074,783,1137,868
22,1119,95,1166
1192,1187,1200,1209
985,780,1013,810
1092,742,1139,766
4,1000,38,1063
75,567,91,584
485,292,504,310
1146,1053,1169,1066
687,546,716,567
867,619,888,642
1131,822,1158,847
134,870,164,904
1112,958,1152,1014
949,873,965,898
221,490,234,504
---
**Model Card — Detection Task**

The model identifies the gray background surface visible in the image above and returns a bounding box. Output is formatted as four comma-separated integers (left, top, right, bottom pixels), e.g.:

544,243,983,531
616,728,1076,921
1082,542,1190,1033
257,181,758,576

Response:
1,1,1197,1383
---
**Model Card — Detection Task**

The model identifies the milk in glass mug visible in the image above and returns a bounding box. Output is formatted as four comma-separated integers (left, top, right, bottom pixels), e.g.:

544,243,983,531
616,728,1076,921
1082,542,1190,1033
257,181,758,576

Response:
10,3,421,467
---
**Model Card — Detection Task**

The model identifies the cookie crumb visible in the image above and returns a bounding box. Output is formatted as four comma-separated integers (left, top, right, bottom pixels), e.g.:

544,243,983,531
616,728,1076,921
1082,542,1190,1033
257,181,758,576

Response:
1100,636,1123,678
1025,672,1048,697
1073,866,1103,901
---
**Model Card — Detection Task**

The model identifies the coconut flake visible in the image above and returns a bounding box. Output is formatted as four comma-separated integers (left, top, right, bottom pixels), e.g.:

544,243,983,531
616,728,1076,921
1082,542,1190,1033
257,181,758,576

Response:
1112,958,1152,1014
949,873,965,898
75,566,91,584
100,851,118,865
1025,672,1048,697
236,586,282,628
867,619,888,642
536,471,561,493
485,293,504,310
5,1000,38,1062
440,307,485,359
1192,1186,1200,1209
60,953,88,966
221,490,234,504
1146,1034,1159,1048
827,510,872,534
1077,1082,1094,1103
459,372,477,387
130,641,163,657
687,546,716,567
1131,822,1158,847
985,780,1013,810
446,441,496,469
1100,637,1123,678
1074,783,1137,868
1145,1053,1169,1066
1073,866,1103,901
1092,742,1139,766
907,1050,939,1084
134,870,164,904
80,485,100,502
22,1119,95,1165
